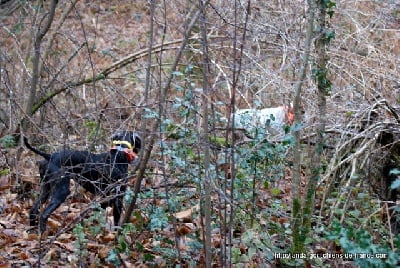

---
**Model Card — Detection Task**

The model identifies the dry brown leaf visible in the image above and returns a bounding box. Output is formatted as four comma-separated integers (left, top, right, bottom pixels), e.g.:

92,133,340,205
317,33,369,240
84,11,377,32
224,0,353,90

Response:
0,231,17,246
19,252,29,260
176,223,194,236
53,241,75,252
174,209,192,221
9,212,20,223
43,248,58,262
47,218,61,230
98,246,109,259
11,202,22,213
125,261,146,268
87,242,102,250
65,212,78,222
26,232,39,241
58,233,73,241
0,175,10,191
101,232,115,242
173,204,200,221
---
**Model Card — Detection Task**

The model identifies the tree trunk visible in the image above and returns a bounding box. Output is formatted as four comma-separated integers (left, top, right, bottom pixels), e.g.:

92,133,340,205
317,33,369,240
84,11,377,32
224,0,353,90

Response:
301,0,330,241
291,0,316,253
21,0,58,134
198,1,212,266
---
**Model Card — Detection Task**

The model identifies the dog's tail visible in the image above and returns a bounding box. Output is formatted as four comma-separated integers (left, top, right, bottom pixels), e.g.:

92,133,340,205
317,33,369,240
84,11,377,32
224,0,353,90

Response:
23,137,51,160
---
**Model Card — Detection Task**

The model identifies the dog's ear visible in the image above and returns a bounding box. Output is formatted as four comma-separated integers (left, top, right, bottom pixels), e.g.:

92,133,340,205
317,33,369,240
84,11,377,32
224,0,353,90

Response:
111,130,130,142
131,132,141,153
111,131,123,141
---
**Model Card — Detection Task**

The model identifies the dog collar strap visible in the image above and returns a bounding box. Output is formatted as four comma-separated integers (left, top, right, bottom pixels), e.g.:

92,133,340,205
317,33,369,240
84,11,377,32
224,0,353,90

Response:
112,140,133,150
110,145,136,162
124,149,136,162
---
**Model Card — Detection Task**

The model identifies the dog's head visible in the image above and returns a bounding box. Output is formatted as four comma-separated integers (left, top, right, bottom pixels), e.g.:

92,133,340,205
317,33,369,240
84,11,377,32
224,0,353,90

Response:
111,131,142,162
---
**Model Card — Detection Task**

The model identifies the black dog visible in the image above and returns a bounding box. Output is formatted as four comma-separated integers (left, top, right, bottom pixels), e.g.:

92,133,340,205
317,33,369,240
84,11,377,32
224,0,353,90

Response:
24,130,141,232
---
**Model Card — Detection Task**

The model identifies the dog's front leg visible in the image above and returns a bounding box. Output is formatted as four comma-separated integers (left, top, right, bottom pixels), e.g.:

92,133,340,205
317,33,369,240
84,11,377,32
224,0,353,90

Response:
30,161,54,226
112,196,124,227
40,176,71,232
30,187,50,226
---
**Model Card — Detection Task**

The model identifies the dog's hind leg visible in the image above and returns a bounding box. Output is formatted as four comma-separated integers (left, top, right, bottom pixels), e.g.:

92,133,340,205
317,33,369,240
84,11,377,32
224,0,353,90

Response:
39,174,71,232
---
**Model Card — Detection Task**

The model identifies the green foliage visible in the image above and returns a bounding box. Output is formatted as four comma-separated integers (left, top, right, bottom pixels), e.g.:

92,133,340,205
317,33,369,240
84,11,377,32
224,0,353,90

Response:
209,136,230,147
0,168,10,176
325,175,395,247
236,125,291,183
84,120,99,141
326,220,400,267
232,125,293,258
124,189,134,203
164,121,191,140
320,0,336,18
150,206,169,231
0,135,16,148
12,23,24,34
117,223,135,253
85,204,106,237
143,107,160,119
106,249,121,267
291,197,304,253
72,223,88,261
108,223,139,266
241,229,274,260
72,206,113,265
311,67,332,95
145,233,178,266
391,178,400,190
389,168,400,190
324,29,336,42
389,168,400,176
135,62,295,264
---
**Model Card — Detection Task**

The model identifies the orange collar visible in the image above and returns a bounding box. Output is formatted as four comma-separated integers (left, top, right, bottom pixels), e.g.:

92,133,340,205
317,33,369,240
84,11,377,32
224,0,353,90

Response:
110,141,136,162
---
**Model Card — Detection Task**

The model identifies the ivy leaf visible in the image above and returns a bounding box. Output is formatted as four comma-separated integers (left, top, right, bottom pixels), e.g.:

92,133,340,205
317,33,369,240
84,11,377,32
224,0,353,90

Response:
143,108,159,119
390,179,400,190
291,122,303,132
144,253,155,261
172,71,184,76
271,187,281,196
348,210,361,218
107,249,121,267
389,168,400,175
